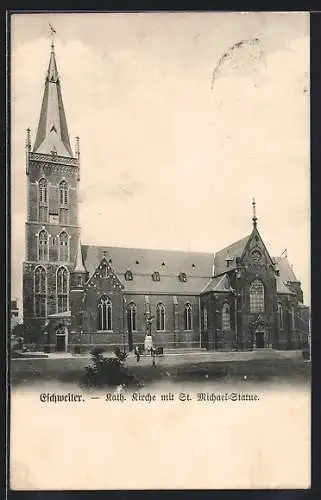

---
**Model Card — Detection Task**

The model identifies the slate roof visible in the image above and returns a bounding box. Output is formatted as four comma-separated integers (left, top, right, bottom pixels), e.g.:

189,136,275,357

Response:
33,45,73,157
275,276,295,295
274,257,298,282
201,274,234,294
81,245,213,295
214,235,250,276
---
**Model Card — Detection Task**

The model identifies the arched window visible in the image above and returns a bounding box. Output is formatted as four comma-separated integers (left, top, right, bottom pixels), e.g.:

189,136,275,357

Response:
278,303,284,330
222,303,231,331
203,306,208,331
249,279,265,313
156,303,165,331
59,181,68,206
291,306,295,330
127,303,137,332
57,267,69,313
98,296,112,331
34,266,46,317
38,230,48,261
38,179,48,223
184,303,193,331
59,181,69,224
59,231,69,261
39,178,47,204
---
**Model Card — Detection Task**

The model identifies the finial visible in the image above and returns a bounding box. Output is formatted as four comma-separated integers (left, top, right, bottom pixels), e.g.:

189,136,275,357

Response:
75,136,80,157
49,24,56,51
26,128,31,150
252,197,258,228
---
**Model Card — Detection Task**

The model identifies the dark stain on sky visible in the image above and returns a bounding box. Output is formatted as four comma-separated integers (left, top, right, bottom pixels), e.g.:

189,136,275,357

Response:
211,38,263,90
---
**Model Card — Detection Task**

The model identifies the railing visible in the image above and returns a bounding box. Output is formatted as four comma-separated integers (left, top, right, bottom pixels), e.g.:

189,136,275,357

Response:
29,152,78,166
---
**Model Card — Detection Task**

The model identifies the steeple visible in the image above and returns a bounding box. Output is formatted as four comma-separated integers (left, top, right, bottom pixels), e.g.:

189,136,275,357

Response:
252,197,258,229
33,38,73,157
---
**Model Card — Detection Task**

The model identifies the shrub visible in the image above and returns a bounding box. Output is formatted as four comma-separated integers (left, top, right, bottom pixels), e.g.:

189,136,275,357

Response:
114,346,128,362
81,347,137,388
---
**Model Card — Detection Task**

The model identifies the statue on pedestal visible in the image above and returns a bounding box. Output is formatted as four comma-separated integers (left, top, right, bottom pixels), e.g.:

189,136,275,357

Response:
144,310,154,354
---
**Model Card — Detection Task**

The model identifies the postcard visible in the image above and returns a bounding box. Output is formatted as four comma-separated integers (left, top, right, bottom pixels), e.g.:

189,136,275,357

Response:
10,11,311,490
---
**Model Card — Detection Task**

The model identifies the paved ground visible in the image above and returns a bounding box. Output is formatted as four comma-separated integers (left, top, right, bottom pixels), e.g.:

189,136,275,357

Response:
14,348,304,365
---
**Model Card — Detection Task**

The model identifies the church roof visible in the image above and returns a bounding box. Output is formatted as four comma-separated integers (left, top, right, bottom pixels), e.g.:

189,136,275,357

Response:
33,44,73,157
214,235,250,276
273,256,298,282
201,274,234,294
81,245,213,295
275,275,295,295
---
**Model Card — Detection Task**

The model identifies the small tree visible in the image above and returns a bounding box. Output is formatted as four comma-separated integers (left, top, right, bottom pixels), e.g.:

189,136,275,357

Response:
81,347,137,388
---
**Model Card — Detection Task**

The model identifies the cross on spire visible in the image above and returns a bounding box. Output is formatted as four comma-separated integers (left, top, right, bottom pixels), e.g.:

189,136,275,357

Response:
252,197,258,228
49,24,56,51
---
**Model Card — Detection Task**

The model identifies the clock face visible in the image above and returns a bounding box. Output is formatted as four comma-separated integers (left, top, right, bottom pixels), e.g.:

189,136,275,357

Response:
251,249,262,263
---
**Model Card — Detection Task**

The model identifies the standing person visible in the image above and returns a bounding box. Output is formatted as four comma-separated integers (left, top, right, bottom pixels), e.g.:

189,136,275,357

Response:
151,346,156,366
134,345,140,362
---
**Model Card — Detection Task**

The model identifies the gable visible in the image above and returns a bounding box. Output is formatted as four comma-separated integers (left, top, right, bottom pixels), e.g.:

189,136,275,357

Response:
85,257,123,292
241,229,275,268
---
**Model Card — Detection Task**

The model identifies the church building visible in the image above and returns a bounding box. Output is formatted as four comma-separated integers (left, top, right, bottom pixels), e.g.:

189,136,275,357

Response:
22,41,310,353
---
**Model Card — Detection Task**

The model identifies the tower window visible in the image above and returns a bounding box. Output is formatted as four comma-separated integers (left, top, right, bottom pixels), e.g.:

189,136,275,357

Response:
222,303,231,331
38,230,49,261
59,181,69,224
58,231,69,261
249,279,265,313
184,303,193,331
34,266,47,317
152,272,160,282
59,181,68,206
38,178,48,223
156,303,166,331
57,267,69,313
98,295,112,331
179,272,187,282
39,178,47,204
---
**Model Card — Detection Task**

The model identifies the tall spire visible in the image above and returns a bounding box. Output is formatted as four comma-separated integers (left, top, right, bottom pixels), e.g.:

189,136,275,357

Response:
252,197,258,228
33,32,73,157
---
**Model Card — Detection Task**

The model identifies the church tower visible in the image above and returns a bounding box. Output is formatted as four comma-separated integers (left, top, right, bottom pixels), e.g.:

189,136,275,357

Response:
23,39,81,342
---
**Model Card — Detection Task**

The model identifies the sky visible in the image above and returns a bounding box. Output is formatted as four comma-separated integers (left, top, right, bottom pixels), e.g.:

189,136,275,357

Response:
10,12,310,316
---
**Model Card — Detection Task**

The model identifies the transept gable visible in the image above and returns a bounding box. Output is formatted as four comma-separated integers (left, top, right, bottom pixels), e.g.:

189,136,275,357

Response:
84,257,123,293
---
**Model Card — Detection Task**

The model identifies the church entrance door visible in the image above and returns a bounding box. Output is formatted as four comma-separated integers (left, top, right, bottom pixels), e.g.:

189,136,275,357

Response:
56,325,67,352
255,329,265,349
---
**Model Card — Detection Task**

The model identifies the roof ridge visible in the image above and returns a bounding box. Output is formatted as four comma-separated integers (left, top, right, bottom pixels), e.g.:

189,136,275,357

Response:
215,234,250,255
